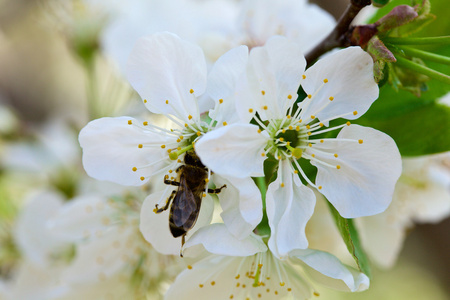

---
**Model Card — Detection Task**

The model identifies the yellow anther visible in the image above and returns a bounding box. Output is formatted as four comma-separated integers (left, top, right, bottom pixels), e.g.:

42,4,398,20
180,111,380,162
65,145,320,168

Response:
236,283,240,287
249,108,254,113
219,98,223,104
307,94,312,99
188,115,193,120
334,153,338,158
266,289,270,293
279,137,284,142
286,142,291,146
319,123,324,127
140,177,145,181
282,129,286,133
127,120,132,125
196,131,201,136
336,165,341,169
311,154,315,158
199,284,204,288
190,89,194,94
329,96,334,101
153,208,157,213
184,123,188,127
307,132,312,136
263,105,268,110
179,136,184,140
177,147,181,151
143,121,148,126
289,126,293,130
187,265,192,269
261,90,266,95
138,144,143,148
230,295,234,299
277,155,281,160
223,121,228,126
242,284,246,288
288,94,292,99
165,100,169,104
257,129,262,133
324,78,328,83
311,115,315,119
287,115,291,119
235,274,240,279
205,178,209,183
287,288,292,292
169,170,173,173
359,139,363,144
143,99,147,103
211,281,216,286
353,111,358,115
306,125,310,129
177,139,181,143
320,139,324,143
308,143,312,147
302,75,306,79
294,170,298,174
161,145,165,149
202,193,206,198
346,121,351,126
296,126,300,131
132,167,137,172
280,282,285,286
314,292,320,296
280,183,285,188
261,153,265,157
167,149,172,153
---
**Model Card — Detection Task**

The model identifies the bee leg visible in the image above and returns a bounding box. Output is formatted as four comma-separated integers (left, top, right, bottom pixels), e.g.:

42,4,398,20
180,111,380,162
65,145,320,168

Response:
163,175,180,187
180,234,186,257
207,184,227,194
154,190,176,213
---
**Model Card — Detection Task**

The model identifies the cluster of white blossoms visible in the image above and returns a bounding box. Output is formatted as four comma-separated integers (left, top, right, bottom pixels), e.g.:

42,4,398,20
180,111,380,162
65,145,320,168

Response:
78,30,403,299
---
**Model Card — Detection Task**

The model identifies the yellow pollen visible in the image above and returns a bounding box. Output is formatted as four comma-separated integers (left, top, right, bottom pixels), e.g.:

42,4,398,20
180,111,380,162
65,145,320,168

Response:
336,165,341,169
289,126,293,130
302,75,306,79
294,170,298,174
263,105,268,110
143,99,147,103
320,139,324,143
296,126,300,131
202,193,206,198
318,186,322,190
311,115,315,119
161,145,165,149
167,149,172,153
286,142,291,146
196,131,201,136
279,137,284,142
287,115,291,119
169,170,173,173
280,183,285,188
153,208,157,213
280,282,285,286
257,129,262,133
323,78,328,83
184,123,188,127
143,121,148,126
329,96,334,101
179,136,184,140
319,123,324,127
334,153,338,158
223,121,228,126
235,274,240,279
275,291,278,295
211,281,215,286
236,283,240,287
266,289,270,293
249,108,254,113
140,177,145,181
307,94,312,99
258,294,262,298
353,111,358,115
288,94,292,99
230,295,234,299
359,139,364,144
308,143,312,147
261,90,266,95
282,129,286,133
205,178,209,183
188,115,193,120
199,284,203,288
287,288,292,292
219,99,223,103
346,121,351,126
132,167,137,172
314,292,320,296
138,144,143,148
165,100,169,104
176,139,181,143
127,120,132,125
187,265,192,269
277,155,281,160
306,125,310,129
261,153,266,157
312,154,315,158
190,89,194,94
242,284,246,288
307,132,312,136
176,147,181,151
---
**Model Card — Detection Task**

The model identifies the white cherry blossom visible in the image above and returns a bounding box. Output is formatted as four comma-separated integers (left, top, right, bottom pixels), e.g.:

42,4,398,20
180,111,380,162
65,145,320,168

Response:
165,224,369,300
196,36,402,258
79,32,262,253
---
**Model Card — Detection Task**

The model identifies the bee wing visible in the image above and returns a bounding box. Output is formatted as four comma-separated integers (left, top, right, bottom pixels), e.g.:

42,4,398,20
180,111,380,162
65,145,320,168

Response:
172,176,200,229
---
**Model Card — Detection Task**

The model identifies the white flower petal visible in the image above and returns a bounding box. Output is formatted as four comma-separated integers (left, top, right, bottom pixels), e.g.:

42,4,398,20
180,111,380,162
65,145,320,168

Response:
126,32,207,118
213,175,263,240
301,47,378,122
79,117,172,186
139,189,214,256
184,223,267,257
195,123,269,178
267,160,315,258
207,45,249,124
290,249,370,292
314,124,402,218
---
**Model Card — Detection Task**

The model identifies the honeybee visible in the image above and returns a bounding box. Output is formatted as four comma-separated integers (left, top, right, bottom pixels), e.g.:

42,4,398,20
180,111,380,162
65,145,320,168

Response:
155,150,226,254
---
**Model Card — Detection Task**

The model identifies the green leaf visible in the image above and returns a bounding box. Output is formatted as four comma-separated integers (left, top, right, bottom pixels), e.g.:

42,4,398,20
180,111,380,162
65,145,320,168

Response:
327,201,372,277
357,102,450,156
